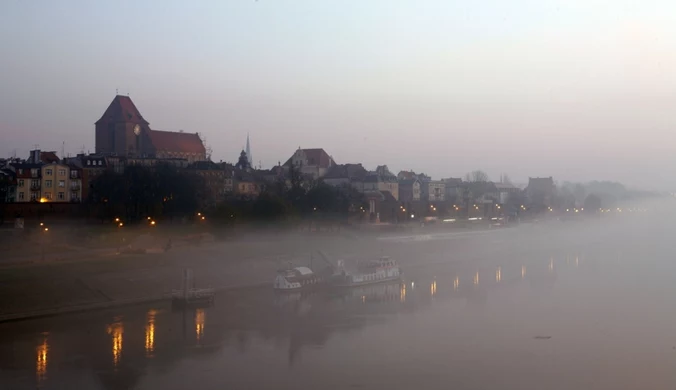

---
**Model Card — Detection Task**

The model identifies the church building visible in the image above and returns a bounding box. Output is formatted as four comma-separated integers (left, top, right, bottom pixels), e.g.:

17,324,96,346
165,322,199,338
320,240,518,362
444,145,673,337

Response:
95,95,206,163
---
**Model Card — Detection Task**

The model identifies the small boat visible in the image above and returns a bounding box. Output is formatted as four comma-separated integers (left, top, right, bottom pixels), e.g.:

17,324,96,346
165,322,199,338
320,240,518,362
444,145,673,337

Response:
330,256,402,288
171,287,215,308
171,268,215,308
273,266,328,291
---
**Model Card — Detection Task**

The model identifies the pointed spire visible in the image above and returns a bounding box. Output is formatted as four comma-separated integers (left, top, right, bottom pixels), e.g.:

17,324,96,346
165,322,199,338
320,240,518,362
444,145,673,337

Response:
246,133,252,166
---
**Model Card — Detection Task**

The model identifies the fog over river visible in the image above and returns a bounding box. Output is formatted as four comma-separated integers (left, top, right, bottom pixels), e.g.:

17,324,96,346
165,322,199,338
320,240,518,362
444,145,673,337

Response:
1,205,675,390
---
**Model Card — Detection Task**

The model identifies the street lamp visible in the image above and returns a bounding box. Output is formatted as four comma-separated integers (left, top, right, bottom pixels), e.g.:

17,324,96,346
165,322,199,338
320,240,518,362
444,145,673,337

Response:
41,227,48,261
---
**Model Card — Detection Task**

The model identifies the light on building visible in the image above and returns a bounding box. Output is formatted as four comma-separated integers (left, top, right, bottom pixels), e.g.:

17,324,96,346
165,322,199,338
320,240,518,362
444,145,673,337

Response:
118,222,123,227
150,221,156,226
44,227,49,232
114,217,120,222
197,212,201,216
39,198,47,203
39,222,44,226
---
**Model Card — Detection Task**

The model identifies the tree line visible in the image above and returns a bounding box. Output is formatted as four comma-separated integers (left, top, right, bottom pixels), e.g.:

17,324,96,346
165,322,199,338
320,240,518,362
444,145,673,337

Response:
88,163,367,225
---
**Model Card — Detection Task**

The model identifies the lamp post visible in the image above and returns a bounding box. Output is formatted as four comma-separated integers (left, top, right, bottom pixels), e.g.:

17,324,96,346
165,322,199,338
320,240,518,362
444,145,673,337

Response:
41,226,48,261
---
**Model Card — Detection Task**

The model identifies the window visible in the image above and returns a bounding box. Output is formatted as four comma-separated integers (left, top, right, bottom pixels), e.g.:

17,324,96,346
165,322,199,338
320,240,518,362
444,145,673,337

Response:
45,180,52,188
17,169,23,175
19,192,25,200
70,171,78,179
58,192,64,200
31,179,39,188
71,192,78,200
45,169,53,176
58,180,65,188
30,192,38,201
98,161,102,166
18,179,24,187
58,169,66,176
44,192,52,200
87,160,91,166
31,169,38,177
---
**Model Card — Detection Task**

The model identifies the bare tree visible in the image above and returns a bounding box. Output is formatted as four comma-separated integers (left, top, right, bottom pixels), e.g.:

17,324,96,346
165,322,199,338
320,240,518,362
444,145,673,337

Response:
464,170,489,183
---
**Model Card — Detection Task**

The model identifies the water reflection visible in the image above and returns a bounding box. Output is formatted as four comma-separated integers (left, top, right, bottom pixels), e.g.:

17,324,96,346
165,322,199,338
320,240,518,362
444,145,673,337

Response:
106,321,123,368
35,335,48,383
145,310,156,357
3,252,592,389
195,308,205,343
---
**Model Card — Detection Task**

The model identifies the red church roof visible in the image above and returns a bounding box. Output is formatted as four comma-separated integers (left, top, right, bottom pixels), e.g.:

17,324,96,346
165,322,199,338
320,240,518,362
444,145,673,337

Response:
95,95,149,125
149,130,206,154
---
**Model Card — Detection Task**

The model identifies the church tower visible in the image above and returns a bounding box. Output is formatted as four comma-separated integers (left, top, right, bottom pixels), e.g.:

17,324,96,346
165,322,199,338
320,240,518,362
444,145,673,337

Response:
95,95,154,157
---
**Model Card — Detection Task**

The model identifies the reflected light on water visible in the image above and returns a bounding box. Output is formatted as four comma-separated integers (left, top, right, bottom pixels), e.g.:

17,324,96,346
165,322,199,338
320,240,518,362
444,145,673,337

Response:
195,309,205,342
575,256,579,267
549,258,554,272
495,267,501,282
145,310,156,357
400,283,406,302
107,322,123,367
453,277,459,291
521,265,526,279
473,272,479,286
430,280,437,297
36,336,48,383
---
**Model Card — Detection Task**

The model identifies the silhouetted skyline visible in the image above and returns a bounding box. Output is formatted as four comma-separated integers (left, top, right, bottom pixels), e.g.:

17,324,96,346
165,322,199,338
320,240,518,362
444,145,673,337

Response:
2,1,675,189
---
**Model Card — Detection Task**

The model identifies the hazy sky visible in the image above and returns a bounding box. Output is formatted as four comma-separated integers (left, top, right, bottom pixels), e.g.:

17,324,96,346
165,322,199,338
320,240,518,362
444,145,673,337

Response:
2,1,676,189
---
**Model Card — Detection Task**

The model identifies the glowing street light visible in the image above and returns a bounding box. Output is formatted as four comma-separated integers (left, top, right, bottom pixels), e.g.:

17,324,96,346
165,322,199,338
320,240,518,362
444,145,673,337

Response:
118,222,124,227
44,227,49,232
114,217,120,222
150,221,156,226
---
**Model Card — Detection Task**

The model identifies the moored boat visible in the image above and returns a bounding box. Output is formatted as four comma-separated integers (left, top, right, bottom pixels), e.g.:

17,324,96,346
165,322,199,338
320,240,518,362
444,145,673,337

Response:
273,266,328,291
330,256,402,288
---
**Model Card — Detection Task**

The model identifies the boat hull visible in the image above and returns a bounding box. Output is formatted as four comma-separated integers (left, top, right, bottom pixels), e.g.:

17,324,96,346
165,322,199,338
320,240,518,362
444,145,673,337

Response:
331,275,402,288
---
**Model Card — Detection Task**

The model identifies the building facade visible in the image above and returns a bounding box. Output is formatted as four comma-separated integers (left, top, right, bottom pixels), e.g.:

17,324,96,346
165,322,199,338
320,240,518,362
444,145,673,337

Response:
14,163,42,202
398,179,421,203
40,163,78,202
421,180,446,202
283,148,336,180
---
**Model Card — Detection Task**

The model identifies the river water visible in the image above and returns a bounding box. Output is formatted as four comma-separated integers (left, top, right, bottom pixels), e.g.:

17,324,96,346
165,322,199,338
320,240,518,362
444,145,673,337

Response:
2,212,676,389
